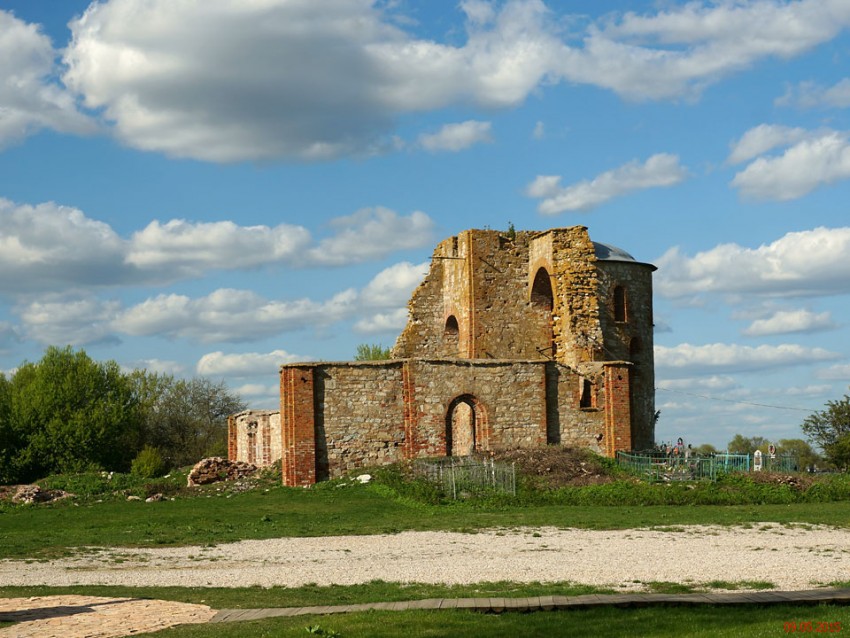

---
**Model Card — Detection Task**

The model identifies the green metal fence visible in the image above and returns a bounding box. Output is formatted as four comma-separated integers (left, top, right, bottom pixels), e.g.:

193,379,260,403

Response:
617,451,798,482
413,457,516,499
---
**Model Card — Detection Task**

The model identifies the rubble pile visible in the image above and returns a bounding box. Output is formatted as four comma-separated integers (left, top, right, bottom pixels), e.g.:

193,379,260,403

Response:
187,457,257,487
12,484,73,504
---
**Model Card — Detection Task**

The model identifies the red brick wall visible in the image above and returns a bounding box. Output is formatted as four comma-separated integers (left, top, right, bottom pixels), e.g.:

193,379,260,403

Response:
280,366,317,487
604,363,632,456
227,415,237,460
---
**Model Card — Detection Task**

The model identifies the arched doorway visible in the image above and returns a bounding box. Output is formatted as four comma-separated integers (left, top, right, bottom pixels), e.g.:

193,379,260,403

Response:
446,395,483,456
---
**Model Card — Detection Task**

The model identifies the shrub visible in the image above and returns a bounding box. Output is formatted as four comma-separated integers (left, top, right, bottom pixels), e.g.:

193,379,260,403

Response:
40,471,139,497
371,464,447,505
131,446,168,479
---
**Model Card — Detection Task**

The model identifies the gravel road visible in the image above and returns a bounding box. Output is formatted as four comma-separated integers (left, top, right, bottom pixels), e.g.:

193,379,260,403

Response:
2,524,847,591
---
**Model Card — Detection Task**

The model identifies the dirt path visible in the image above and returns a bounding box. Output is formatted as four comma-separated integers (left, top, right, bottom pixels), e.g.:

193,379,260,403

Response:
0,596,215,638
2,524,848,591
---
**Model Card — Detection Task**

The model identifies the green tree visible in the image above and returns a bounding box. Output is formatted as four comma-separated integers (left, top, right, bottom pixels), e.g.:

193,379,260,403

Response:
5,346,142,482
801,392,850,467
137,376,246,468
0,372,14,483
775,438,822,471
692,443,718,456
726,434,768,455
354,343,392,361
825,434,850,471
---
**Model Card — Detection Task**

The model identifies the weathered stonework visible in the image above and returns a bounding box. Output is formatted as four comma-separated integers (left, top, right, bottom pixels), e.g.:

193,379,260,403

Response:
228,410,280,467
231,226,656,485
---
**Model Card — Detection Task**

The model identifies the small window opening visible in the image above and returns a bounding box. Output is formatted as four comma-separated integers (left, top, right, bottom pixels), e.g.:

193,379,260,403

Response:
629,337,641,357
613,285,627,322
580,379,596,409
444,315,459,356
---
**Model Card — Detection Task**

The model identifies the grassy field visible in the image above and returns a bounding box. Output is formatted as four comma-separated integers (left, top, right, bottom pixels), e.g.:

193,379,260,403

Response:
2,463,850,637
0,578,797,609
3,480,850,559
138,605,850,638
2,583,849,637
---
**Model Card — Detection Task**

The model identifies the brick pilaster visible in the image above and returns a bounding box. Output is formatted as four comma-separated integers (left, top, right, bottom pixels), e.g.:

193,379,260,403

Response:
603,363,632,457
227,415,236,461
402,360,419,459
280,365,317,486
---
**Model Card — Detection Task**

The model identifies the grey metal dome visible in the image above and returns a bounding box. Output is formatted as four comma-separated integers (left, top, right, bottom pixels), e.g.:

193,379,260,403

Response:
593,242,636,262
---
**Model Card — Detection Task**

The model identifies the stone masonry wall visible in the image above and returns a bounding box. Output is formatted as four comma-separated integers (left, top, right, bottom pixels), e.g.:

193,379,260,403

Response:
312,361,406,480
549,228,604,367
471,232,554,361
596,260,656,450
548,362,607,454
394,228,598,363
278,357,618,485
404,359,549,455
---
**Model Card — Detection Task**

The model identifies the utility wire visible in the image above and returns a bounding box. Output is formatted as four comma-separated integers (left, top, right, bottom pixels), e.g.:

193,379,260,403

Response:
656,386,817,413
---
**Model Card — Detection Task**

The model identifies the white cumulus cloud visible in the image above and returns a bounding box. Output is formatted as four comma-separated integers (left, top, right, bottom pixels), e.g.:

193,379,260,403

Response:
655,342,840,374
115,288,358,343
197,350,311,377
308,208,434,266
656,227,850,299
743,309,837,336
5,1,850,160
777,78,850,109
14,252,428,347
574,0,850,101
727,124,811,165
359,261,429,308
354,308,409,334
0,198,434,293
527,153,687,214
60,0,558,162
18,294,122,346
816,363,850,380
418,120,493,152
127,220,312,276
0,10,95,149
0,198,130,292
731,131,850,201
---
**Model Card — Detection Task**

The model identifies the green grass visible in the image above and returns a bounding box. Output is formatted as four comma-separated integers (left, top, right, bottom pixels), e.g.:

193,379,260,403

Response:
4,464,848,636
639,580,776,594
0,581,618,609
0,577,804,610
131,605,850,638
3,584,847,638
3,478,850,559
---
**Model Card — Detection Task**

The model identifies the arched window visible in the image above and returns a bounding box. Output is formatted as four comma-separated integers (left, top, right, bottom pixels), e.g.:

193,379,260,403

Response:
531,267,556,356
531,268,554,310
443,315,459,356
629,337,641,357
613,285,627,322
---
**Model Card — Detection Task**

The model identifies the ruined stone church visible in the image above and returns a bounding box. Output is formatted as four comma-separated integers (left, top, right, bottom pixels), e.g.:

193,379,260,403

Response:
229,226,656,486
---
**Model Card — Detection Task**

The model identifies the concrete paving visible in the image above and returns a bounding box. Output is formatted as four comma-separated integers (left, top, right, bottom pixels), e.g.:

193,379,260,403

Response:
2,589,849,636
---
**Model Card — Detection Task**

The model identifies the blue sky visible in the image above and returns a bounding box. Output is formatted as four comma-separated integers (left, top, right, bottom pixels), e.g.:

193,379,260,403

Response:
1,0,848,450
